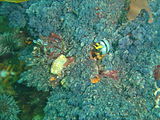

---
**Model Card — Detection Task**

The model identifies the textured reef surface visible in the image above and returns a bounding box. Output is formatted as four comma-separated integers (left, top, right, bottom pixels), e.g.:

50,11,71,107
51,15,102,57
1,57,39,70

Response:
0,0,160,120
0,94,20,120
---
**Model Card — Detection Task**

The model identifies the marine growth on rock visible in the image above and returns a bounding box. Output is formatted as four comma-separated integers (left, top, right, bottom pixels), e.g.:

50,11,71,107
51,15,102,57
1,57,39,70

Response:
127,0,153,23
0,94,20,120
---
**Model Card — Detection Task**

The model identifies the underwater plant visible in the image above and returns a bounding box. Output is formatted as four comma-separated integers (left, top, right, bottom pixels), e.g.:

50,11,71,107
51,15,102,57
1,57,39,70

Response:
0,32,22,57
0,94,20,120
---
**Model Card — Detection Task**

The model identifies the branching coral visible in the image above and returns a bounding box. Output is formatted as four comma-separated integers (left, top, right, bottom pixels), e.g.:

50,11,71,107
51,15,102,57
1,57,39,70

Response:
0,94,20,120
44,78,153,120
8,10,26,27
0,1,35,28
18,64,52,91
26,0,64,37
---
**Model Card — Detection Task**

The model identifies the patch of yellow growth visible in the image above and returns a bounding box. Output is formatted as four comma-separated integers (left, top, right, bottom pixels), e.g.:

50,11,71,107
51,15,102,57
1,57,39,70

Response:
0,0,29,3
93,43,103,50
127,0,153,23
50,55,67,76
90,75,101,84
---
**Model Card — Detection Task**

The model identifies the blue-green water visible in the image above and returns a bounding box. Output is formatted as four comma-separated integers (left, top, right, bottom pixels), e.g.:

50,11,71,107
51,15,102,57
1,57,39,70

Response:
0,0,160,120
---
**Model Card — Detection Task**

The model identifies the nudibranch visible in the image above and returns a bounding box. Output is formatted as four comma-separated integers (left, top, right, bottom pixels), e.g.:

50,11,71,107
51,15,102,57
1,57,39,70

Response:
90,38,111,60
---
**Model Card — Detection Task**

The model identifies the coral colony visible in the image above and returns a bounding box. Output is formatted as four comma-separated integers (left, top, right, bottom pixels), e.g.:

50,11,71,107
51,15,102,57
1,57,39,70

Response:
0,0,160,120
0,94,20,120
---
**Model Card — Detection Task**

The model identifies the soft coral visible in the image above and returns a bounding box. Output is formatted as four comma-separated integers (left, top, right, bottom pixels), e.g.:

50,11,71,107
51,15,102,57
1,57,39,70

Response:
127,0,153,23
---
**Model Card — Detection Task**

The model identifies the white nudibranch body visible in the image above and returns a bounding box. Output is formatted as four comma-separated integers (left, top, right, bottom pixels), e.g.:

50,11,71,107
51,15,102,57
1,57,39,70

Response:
99,39,110,55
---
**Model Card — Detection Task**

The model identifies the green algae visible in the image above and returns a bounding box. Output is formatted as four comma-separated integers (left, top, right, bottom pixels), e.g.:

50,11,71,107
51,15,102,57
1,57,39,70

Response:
0,15,49,120
0,16,19,33
0,50,49,120
0,55,25,95
14,84,49,120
